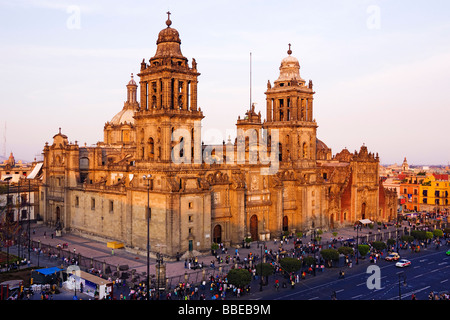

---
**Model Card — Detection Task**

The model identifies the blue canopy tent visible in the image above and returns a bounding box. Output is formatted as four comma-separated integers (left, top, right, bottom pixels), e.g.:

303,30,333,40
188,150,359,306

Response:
31,267,62,284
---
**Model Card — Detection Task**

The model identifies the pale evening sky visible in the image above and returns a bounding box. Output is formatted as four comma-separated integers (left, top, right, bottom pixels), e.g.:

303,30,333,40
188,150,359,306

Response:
0,0,449,166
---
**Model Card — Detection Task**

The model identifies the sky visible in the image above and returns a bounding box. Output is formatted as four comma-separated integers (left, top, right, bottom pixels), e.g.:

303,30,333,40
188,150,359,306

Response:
0,0,449,166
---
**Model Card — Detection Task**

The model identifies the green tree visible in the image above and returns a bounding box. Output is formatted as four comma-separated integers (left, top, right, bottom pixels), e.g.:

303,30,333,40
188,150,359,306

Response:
411,230,427,240
401,235,414,243
337,246,354,256
302,256,316,267
433,229,443,238
372,241,387,251
226,268,252,288
255,263,274,285
280,257,302,273
358,244,370,258
387,238,396,246
320,249,340,267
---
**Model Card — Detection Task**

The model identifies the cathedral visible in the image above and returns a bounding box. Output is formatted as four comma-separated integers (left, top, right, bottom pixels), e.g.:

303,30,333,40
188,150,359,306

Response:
39,14,397,258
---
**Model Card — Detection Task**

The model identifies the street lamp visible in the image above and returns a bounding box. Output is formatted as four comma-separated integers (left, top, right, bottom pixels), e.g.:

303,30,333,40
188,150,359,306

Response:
143,174,152,300
356,223,359,265
257,240,264,291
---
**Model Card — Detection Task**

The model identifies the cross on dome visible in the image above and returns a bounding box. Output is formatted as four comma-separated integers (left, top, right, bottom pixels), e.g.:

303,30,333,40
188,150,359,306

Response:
166,11,172,27
287,43,292,55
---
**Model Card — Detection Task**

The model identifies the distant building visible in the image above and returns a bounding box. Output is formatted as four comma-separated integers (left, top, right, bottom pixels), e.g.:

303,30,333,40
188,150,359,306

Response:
0,160,43,223
419,174,450,213
399,173,450,214
0,152,33,183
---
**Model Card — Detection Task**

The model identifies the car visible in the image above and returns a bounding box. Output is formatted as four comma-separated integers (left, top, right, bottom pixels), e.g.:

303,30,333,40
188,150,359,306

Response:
385,252,400,261
396,259,411,268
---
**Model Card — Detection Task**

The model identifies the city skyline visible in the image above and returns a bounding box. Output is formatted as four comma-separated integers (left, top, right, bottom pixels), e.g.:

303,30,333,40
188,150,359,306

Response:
1,0,449,165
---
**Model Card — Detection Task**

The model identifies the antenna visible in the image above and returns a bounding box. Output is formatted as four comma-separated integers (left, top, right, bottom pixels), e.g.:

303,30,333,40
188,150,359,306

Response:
250,52,252,109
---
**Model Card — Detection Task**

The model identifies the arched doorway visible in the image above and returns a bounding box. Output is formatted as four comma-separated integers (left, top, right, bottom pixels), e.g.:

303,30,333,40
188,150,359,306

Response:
282,216,289,232
361,203,366,220
213,224,222,244
250,215,258,241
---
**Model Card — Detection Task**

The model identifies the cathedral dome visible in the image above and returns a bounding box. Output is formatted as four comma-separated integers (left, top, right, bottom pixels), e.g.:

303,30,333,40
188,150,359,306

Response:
152,12,184,60
157,25,181,45
276,44,302,82
110,108,135,126
128,76,137,86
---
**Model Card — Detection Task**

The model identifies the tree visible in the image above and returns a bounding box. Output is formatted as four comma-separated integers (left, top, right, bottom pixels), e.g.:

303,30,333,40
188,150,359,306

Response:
226,268,252,288
302,256,316,267
411,230,427,241
401,235,414,243
372,241,387,251
280,257,302,273
255,263,274,285
358,244,370,258
211,242,219,255
433,229,444,238
387,239,396,246
338,246,354,256
320,249,339,267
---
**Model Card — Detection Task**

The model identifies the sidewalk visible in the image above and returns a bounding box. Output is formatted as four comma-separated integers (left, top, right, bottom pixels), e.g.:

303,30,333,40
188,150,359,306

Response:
6,220,412,300
26,221,397,278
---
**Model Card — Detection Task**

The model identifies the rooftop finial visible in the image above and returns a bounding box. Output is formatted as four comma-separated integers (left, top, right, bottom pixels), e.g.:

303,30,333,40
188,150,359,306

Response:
166,11,172,27
287,43,292,55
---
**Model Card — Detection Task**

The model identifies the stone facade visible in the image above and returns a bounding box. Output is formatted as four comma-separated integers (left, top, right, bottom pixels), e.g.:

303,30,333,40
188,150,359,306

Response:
39,14,397,258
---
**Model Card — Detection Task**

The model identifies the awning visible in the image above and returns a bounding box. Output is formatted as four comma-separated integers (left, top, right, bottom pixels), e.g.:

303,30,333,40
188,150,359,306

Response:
35,267,62,275
359,219,373,225
27,162,43,179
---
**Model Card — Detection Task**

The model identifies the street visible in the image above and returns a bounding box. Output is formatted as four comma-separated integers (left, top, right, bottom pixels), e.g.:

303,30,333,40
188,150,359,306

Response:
247,246,449,300
2,220,449,301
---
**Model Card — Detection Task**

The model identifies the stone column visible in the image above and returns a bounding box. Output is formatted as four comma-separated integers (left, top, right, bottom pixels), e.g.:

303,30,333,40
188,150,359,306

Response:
190,80,198,111
308,98,313,121
140,81,147,111
266,98,272,122
292,96,298,121
157,79,162,109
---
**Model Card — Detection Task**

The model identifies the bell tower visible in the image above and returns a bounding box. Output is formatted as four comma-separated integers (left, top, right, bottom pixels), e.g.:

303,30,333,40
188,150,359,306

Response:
264,45,317,166
135,12,203,164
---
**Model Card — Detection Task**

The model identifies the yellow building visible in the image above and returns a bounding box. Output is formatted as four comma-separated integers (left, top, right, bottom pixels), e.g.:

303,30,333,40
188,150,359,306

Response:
419,175,450,213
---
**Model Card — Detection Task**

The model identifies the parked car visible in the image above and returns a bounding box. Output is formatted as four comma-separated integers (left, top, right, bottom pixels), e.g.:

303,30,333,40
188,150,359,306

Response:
396,259,411,268
385,252,400,261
